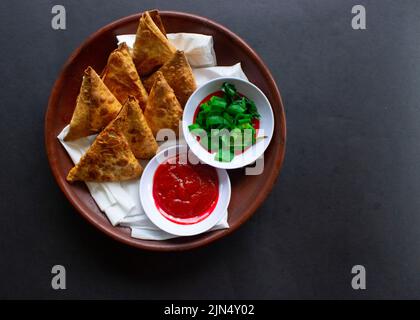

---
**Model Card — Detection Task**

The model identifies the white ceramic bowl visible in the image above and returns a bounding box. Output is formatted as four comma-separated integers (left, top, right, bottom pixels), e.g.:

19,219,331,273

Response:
183,77,274,169
139,145,231,236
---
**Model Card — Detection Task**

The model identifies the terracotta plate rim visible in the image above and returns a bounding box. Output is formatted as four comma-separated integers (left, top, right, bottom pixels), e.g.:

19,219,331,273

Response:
45,11,287,252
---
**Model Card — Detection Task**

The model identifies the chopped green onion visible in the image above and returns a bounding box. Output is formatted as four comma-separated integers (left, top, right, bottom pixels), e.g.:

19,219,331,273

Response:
216,148,235,162
188,82,261,162
226,103,246,115
206,115,225,127
238,118,250,125
188,123,201,131
221,82,238,101
209,96,228,108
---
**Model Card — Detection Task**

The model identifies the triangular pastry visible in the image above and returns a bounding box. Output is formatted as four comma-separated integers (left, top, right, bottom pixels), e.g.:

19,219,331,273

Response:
114,96,158,159
64,66,121,141
143,50,196,107
102,42,148,110
144,72,183,137
148,9,167,36
66,125,142,182
132,11,176,76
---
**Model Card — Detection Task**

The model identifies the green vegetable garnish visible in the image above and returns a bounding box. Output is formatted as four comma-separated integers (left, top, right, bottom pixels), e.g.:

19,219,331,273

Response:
216,148,235,163
189,82,262,162
188,123,201,131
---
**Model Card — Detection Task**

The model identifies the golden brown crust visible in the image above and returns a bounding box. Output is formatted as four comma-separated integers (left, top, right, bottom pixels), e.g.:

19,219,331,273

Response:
64,67,122,141
115,96,158,159
148,9,166,36
144,72,183,137
143,51,196,107
102,42,148,110
132,11,176,76
66,126,142,182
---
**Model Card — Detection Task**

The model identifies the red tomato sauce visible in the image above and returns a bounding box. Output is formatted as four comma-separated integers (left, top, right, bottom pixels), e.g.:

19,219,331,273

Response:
153,155,219,225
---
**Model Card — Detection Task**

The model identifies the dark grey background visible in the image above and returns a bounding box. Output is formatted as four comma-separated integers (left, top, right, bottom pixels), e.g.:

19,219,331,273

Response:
0,0,419,299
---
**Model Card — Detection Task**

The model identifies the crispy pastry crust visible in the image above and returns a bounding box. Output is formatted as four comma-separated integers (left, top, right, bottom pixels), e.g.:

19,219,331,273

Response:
64,67,122,141
102,43,148,110
132,11,176,76
66,126,142,182
114,96,158,159
143,51,196,107
144,72,183,137
148,9,167,36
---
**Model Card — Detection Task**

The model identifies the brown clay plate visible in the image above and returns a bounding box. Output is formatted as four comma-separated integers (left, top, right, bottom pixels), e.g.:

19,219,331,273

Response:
45,11,287,251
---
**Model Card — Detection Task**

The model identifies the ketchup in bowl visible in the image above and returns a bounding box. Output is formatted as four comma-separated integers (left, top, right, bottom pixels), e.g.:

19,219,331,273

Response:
153,155,219,225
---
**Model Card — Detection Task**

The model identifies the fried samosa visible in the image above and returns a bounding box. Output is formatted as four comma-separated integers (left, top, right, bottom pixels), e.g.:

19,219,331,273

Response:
66,126,142,182
132,10,176,76
114,96,158,159
64,66,122,141
144,72,183,137
148,9,166,36
143,51,196,107
102,42,148,110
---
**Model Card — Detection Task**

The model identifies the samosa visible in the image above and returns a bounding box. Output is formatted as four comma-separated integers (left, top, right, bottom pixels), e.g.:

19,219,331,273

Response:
64,66,122,141
148,9,167,36
102,42,148,110
66,125,142,182
143,51,196,107
144,72,183,137
113,96,158,159
132,10,176,76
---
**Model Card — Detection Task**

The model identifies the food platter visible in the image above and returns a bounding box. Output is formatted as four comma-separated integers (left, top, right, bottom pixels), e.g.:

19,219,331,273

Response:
45,11,286,251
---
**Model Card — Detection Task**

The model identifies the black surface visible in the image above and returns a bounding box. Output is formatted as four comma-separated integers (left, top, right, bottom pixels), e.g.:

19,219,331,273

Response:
1,0,420,299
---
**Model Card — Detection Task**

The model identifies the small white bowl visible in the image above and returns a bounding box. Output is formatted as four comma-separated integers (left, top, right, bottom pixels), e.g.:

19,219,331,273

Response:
139,145,231,236
183,77,274,169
